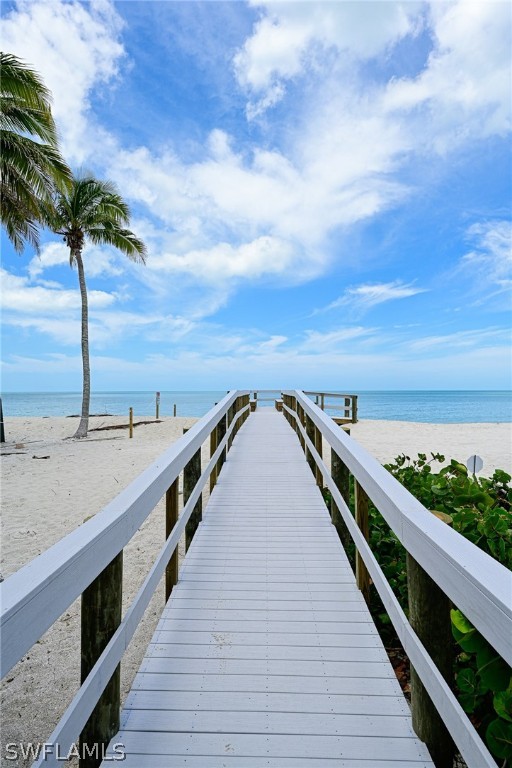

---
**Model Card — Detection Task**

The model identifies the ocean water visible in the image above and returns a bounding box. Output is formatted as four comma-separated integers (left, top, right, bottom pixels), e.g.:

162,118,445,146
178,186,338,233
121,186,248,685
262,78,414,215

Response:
1,390,511,423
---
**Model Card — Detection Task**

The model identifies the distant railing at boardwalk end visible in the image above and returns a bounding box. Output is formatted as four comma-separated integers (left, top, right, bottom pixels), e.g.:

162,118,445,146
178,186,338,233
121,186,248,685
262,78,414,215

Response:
303,390,358,424
0,391,250,768
281,390,512,768
251,390,358,424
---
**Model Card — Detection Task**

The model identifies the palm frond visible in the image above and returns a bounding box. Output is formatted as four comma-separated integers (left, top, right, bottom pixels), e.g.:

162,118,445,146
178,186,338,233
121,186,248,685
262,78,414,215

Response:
0,53,57,144
0,52,72,252
49,172,147,264
0,98,57,144
1,131,71,196
87,224,147,263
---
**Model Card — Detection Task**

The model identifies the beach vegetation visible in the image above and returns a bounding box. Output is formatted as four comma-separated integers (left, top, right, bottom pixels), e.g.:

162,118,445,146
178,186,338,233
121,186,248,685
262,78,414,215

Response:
0,52,71,253
326,454,511,763
45,173,147,438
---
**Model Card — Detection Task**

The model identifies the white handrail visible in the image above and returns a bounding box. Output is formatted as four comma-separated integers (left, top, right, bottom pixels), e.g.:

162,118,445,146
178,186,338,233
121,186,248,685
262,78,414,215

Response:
0,390,249,678
32,403,249,768
284,403,497,768
284,390,512,666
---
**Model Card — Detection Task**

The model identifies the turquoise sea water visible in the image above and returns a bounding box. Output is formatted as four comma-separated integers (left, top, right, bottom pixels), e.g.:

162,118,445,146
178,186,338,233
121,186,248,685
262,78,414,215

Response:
1,390,511,423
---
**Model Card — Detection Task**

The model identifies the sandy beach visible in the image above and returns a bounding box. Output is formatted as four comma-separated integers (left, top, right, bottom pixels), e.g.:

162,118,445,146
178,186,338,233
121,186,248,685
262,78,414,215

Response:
1,413,510,766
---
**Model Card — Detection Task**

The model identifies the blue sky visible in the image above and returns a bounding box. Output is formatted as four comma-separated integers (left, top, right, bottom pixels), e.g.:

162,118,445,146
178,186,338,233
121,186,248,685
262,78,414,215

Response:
1,0,511,391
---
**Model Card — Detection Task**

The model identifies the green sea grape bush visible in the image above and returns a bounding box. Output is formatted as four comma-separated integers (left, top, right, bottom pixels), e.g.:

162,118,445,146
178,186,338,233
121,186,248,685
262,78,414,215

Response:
384,453,512,569
451,609,512,762
382,453,512,764
323,454,512,762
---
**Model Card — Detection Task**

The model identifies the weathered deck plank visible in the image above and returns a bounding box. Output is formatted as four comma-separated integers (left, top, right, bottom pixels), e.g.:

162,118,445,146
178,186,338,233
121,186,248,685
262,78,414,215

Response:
103,409,433,767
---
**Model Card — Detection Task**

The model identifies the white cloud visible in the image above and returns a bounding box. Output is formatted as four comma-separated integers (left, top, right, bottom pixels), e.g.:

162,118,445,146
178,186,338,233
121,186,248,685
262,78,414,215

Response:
107,123,408,291
1,0,125,163
406,326,511,353
384,1,511,149
2,0,510,379
0,268,191,348
28,241,128,281
235,2,422,114
0,269,115,314
317,280,427,315
459,220,512,302
301,326,376,352
151,236,297,283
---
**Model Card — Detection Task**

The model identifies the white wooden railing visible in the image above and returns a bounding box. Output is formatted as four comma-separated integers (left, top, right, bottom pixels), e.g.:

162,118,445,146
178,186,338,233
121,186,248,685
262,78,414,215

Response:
0,391,250,767
304,390,358,423
282,390,511,768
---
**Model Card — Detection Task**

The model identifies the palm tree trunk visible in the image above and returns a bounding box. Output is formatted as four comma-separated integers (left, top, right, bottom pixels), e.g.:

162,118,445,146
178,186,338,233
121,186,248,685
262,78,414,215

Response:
73,249,90,439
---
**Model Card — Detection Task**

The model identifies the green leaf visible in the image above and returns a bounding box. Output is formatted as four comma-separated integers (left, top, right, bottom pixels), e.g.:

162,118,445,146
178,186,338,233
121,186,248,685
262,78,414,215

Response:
456,668,478,694
494,688,512,723
451,609,474,634
452,623,484,653
459,692,478,713
477,646,511,692
486,718,512,759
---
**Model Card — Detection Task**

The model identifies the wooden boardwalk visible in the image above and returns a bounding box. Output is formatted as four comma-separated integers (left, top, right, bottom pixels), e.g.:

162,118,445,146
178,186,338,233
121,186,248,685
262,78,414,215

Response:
106,409,433,767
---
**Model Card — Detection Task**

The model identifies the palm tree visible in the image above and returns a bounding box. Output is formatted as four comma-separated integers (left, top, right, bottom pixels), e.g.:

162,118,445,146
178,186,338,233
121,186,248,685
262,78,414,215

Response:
47,173,147,438
0,52,71,252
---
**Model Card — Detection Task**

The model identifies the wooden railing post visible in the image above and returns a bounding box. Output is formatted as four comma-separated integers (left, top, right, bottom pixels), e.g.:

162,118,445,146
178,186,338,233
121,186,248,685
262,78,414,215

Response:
291,396,297,432
330,447,351,552
407,524,455,768
227,403,233,450
165,478,179,600
355,480,370,602
305,414,316,478
80,553,123,768
314,425,323,487
232,397,240,439
352,395,358,424
183,428,202,551
210,425,218,492
216,412,227,477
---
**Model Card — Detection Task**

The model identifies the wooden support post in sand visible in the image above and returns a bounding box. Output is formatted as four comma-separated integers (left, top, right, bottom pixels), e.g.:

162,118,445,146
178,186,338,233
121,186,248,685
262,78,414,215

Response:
407,513,455,768
155,392,160,420
355,480,370,602
352,394,358,423
165,478,179,600
80,553,123,768
183,427,202,551
129,407,133,438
